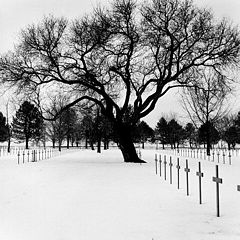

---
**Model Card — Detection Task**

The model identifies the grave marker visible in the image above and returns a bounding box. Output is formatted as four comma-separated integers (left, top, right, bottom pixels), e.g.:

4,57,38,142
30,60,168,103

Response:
196,162,204,204
184,159,190,196
23,151,25,164
159,154,162,177
155,154,158,175
164,155,167,181
169,157,173,184
176,158,180,189
17,151,20,165
212,165,223,217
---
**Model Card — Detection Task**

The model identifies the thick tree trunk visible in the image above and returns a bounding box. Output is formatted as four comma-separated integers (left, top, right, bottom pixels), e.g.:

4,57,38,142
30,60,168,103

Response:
52,139,55,148
67,135,70,149
97,135,101,153
7,137,11,153
206,122,211,156
25,137,29,149
116,123,146,163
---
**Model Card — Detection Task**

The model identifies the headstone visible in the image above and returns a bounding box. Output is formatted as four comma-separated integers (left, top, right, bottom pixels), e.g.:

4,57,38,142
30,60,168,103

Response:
212,165,223,217
196,162,204,204
184,159,190,196
176,158,180,189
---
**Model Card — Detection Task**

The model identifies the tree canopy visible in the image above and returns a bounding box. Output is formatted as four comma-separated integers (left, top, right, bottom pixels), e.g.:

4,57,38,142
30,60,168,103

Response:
1,0,240,162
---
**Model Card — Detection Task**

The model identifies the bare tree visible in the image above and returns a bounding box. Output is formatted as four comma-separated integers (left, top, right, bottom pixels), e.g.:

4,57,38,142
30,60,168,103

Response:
181,69,231,154
1,0,240,162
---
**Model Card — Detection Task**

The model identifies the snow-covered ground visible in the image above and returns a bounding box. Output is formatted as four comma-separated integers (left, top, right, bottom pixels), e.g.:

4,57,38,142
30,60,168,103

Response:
0,148,240,240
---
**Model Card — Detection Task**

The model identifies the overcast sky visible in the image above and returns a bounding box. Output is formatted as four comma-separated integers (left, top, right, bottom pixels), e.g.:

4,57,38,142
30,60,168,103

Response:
0,0,240,127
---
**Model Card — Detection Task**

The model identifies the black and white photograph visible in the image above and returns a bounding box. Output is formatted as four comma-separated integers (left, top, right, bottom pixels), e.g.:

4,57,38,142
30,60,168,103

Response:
1,0,240,239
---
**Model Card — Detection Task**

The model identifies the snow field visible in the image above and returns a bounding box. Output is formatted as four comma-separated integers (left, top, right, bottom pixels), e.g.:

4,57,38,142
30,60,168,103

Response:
0,148,240,239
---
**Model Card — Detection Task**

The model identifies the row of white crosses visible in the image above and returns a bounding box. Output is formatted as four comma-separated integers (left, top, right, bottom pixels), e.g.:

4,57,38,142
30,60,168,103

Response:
154,154,240,217
171,148,234,165
0,146,25,157
17,149,54,164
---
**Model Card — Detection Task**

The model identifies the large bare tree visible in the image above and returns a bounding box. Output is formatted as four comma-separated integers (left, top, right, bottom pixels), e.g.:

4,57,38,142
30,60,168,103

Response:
0,0,240,162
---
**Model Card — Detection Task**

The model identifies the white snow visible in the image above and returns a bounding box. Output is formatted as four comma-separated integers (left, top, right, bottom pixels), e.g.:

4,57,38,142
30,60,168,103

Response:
0,148,240,240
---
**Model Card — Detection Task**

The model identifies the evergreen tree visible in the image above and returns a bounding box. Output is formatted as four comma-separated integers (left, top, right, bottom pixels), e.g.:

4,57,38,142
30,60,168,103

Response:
155,117,169,149
185,123,197,148
197,122,220,148
167,119,185,149
12,101,43,149
0,112,9,142
135,121,154,149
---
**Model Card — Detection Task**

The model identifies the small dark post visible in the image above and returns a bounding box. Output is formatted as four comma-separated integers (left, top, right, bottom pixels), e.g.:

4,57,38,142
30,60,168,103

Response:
22,151,25,164
212,165,223,217
212,151,215,162
169,157,173,184
176,158,180,189
39,150,41,161
196,162,204,204
27,151,30,162
17,151,20,165
237,185,240,191
164,155,167,181
159,154,162,177
193,150,195,158
184,159,190,196
155,154,158,175
217,152,220,163
45,149,47,159
204,151,206,160
228,152,231,165
223,152,225,164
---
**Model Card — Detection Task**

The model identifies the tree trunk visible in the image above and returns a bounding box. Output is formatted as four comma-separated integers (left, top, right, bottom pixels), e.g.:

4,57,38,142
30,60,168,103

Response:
52,138,55,148
104,139,108,150
142,141,145,149
206,121,211,156
97,137,101,153
116,123,146,163
228,143,231,150
7,137,11,153
85,137,88,149
58,139,62,151
67,135,70,149
25,137,29,149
